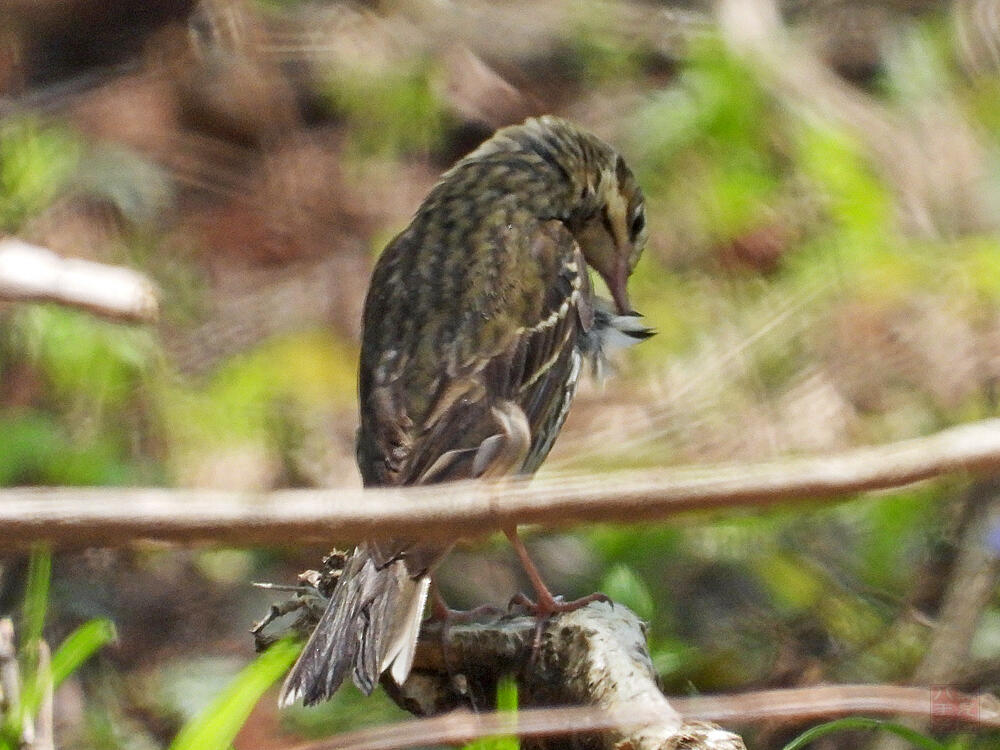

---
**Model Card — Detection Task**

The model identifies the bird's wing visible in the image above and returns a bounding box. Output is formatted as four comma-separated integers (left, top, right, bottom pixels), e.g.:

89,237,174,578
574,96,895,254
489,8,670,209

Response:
358,218,591,490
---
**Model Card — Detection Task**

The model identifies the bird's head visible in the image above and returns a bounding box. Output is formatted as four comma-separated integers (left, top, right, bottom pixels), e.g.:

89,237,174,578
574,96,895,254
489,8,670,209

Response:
459,115,648,314
570,152,647,315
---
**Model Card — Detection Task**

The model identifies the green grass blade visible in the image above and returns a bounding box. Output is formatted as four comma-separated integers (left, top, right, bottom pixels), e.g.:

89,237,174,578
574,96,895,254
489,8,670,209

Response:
168,638,302,750
782,717,948,750
50,618,117,688
21,545,51,653
11,545,52,733
465,676,519,750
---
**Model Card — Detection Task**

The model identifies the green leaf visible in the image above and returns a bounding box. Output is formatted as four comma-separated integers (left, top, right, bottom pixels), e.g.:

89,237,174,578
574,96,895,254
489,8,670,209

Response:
323,65,448,157
1,546,51,743
21,545,51,652
464,675,519,750
495,675,518,714
782,717,948,750
50,618,117,688
0,118,82,230
168,638,301,750
600,564,655,621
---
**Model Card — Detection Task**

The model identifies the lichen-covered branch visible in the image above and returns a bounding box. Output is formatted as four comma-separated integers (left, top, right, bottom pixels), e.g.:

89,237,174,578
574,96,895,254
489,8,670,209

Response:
384,602,744,750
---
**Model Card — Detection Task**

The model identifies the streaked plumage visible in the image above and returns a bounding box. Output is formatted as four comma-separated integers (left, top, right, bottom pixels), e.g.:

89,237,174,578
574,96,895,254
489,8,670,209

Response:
280,115,651,707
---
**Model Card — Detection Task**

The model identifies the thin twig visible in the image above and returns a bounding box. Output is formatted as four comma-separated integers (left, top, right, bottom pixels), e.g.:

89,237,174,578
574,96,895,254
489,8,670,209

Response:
3,419,1000,548
0,618,34,747
0,619,19,724
31,641,54,750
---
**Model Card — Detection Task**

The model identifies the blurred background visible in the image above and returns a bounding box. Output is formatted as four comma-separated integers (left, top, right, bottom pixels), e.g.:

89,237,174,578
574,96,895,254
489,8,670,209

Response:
2,0,1000,747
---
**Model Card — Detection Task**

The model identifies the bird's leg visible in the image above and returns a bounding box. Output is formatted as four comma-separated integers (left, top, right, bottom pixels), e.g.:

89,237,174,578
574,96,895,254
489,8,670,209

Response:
430,582,451,622
505,527,611,615
426,582,459,685
504,526,611,660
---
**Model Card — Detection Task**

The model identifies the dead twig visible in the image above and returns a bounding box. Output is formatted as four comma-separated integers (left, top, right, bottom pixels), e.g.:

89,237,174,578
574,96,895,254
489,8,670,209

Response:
32,642,53,750
0,618,25,741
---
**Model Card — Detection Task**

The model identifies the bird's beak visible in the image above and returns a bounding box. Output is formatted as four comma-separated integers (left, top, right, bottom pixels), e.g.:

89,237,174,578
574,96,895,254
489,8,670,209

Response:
608,258,632,315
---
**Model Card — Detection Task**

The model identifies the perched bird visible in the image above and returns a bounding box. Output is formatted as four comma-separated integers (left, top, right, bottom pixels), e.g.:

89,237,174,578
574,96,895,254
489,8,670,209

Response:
280,115,652,707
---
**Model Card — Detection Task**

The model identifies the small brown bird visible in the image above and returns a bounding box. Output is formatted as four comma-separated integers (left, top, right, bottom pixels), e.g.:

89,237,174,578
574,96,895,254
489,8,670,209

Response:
280,115,651,706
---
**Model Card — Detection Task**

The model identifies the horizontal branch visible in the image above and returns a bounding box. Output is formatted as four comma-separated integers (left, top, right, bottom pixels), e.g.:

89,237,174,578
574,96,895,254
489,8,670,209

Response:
4,418,1000,548
291,705,726,750
0,238,159,323
294,684,1000,750
674,684,1000,727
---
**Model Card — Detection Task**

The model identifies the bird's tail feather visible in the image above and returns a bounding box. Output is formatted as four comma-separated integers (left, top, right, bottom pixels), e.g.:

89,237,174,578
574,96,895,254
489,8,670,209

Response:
279,544,429,706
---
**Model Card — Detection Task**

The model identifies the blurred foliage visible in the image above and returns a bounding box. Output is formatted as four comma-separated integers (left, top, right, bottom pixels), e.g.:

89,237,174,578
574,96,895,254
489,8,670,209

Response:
158,329,355,468
0,305,160,486
600,563,655,621
322,62,451,157
0,547,115,750
0,119,82,231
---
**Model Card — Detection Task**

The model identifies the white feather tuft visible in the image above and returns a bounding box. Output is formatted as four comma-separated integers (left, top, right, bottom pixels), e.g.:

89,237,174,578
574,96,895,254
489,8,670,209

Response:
382,576,431,685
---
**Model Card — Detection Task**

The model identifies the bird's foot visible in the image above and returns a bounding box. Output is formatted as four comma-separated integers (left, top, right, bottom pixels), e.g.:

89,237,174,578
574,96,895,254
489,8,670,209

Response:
508,590,612,659
502,526,613,656
507,591,615,620
508,590,611,616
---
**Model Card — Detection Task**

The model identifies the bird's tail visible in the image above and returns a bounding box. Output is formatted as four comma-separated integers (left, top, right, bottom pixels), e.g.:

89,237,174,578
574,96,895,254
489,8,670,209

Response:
278,543,430,706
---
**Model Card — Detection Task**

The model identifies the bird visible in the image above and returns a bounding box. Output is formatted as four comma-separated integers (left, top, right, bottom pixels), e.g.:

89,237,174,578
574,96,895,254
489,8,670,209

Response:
279,115,652,707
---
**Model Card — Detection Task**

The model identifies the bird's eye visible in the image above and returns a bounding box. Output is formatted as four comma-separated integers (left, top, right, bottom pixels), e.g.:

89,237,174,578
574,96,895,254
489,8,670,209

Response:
629,211,645,239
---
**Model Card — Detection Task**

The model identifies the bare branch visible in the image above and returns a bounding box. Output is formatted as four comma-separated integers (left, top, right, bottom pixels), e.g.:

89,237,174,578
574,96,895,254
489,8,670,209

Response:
288,683,1000,750
0,619,21,728
0,238,159,323
3,419,1000,548
673,685,1000,727
288,705,710,750
267,602,998,750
